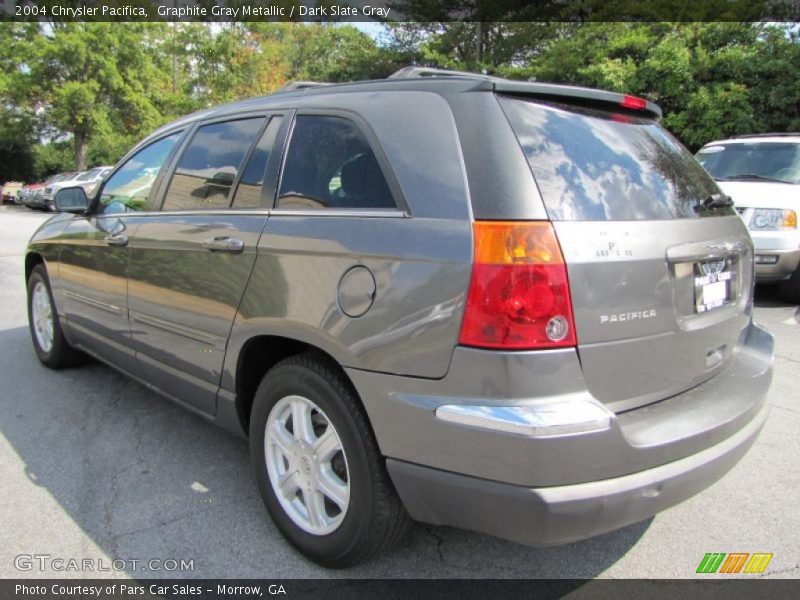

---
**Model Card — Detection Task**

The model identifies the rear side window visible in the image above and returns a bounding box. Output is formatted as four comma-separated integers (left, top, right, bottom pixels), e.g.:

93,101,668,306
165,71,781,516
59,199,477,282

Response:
277,116,395,210
232,117,282,209
163,118,264,211
499,96,720,220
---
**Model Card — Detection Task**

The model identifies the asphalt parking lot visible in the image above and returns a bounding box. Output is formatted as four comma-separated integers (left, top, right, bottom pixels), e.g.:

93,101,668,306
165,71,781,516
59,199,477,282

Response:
0,205,797,580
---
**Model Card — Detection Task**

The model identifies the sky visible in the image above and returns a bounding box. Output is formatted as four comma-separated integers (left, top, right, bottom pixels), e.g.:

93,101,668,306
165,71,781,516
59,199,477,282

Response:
350,21,388,40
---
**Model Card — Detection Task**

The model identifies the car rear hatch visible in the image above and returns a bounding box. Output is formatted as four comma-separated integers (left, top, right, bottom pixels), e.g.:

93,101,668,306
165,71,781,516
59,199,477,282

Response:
497,92,754,413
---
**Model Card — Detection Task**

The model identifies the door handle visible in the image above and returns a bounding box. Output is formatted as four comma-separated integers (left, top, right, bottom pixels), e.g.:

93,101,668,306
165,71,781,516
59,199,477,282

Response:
202,236,244,253
104,234,128,247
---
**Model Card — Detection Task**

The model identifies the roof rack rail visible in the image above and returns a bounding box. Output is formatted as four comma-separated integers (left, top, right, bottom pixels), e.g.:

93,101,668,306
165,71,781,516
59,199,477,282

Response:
274,81,333,94
732,132,799,139
388,66,499,81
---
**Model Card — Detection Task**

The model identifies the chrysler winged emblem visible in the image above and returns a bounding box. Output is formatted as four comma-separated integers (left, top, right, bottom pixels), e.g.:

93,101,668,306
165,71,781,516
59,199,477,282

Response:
701,260,726,276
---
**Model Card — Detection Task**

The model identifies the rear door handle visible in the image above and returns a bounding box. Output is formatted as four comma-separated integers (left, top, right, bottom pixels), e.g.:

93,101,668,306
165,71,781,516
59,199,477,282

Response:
104,234,128,247
202,236,244,253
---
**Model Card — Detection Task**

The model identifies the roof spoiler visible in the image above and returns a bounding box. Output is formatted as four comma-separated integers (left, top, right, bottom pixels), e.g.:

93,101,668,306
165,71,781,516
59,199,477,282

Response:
387,67,662,119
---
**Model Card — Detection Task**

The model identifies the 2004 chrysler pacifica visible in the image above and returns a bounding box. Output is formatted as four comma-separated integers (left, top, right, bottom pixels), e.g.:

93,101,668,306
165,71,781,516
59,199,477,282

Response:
25,68,774,567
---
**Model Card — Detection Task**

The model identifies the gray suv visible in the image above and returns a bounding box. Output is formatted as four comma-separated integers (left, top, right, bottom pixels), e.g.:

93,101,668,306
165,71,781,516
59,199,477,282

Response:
25,68,773,567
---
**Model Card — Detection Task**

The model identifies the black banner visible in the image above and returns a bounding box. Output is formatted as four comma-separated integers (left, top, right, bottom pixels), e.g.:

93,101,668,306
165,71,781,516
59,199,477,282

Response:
2,0,800,22
4,580,800,600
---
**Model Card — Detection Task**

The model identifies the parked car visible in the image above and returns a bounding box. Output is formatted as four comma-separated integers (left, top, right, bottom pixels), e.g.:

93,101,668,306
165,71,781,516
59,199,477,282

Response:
18,182,45,206
75,166,113,197
1,181,24,204
26,68,773,567
696,133,800,301
25,173,77,210
40,171,86,209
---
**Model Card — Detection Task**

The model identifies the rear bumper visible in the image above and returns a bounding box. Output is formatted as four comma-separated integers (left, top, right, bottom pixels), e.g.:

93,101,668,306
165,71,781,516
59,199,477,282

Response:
350,321,773,544
749,230,800,282
754,248,800,282
387,397,767,546
24,197,48,209
348,322,773,488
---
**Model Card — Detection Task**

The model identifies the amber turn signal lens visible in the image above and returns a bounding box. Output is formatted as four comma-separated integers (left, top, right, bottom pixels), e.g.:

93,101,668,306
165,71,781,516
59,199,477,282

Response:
473,221,565,265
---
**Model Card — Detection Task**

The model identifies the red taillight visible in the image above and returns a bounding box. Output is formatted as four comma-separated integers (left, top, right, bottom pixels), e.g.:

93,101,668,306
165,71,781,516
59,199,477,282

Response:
621,94,647,110
459,221,577,350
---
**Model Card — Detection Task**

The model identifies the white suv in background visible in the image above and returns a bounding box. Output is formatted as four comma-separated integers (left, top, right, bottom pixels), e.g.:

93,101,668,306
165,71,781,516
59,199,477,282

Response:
697,134,800,302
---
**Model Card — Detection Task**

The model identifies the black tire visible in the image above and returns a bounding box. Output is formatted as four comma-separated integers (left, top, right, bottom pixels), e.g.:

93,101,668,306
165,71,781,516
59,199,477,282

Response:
778,267,800,303
249,353,410,567
27,264,85,368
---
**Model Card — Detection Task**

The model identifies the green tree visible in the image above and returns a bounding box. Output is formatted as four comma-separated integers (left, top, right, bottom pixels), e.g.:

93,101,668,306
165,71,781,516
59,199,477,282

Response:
8,23,166,170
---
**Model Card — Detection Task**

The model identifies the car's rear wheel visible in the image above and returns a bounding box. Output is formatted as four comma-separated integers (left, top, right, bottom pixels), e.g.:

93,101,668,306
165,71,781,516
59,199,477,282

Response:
779,267,800,303
27,265,85,368
249,354,409,567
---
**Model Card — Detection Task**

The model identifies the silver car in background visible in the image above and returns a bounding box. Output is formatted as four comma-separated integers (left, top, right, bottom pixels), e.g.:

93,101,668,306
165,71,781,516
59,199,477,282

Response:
74,166,114,197
40,171,87,208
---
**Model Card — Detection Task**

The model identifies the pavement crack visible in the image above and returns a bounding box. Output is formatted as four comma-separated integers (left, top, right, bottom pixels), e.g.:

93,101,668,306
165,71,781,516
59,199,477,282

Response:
103,465,121,557
775,353,800,364
420,525,459,570
758,563,800,577
111,497,249,541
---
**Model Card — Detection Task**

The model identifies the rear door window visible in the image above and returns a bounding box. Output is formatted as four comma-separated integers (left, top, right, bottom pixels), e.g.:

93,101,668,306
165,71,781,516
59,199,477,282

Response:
277,115,395,210
232,117,283,209
163,118,264,211
498,96,721,220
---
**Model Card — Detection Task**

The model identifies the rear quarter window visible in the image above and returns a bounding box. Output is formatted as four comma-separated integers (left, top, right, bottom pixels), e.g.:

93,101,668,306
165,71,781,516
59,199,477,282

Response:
498,96,721,221
277,115,396,210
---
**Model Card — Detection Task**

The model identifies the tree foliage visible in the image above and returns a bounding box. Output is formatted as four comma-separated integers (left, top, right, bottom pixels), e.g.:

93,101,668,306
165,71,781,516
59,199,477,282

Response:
1,21,799,183
390,21,800,150
0,22,398,181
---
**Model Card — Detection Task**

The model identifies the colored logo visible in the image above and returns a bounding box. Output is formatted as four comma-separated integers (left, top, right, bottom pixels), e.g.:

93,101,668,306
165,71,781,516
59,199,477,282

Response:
696,552,773,574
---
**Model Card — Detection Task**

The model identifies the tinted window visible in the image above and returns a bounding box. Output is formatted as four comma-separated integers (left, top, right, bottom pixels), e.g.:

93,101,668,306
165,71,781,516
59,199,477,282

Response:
277,116,395,210
232,117,282,209
163,118,264,211
499,96,721,220
697,142,800,185
100,133,182,213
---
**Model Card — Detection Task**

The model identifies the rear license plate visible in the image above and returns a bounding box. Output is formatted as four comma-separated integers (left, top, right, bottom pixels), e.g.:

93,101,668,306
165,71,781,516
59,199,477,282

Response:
694,260,735,313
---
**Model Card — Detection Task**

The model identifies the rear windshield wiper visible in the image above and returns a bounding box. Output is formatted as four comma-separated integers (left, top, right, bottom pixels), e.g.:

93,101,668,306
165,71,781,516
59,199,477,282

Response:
715,174,790,184
694,193,734,212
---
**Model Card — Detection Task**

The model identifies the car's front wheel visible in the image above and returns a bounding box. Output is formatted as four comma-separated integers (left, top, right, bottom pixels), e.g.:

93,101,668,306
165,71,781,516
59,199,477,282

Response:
27,264,85,368
249,354,409,567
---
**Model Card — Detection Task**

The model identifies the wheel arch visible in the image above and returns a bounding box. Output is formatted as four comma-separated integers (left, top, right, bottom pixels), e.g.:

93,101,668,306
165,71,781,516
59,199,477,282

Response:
25,252,45,282
231,333,366,437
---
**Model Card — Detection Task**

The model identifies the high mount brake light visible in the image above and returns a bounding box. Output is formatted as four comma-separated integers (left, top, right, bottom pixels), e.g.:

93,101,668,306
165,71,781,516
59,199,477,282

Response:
621,95,648,110
459,221,577,350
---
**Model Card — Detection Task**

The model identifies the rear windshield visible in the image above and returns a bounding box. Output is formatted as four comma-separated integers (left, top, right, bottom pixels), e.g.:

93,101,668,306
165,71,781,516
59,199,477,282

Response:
696,142,800,185
499,96,721,220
